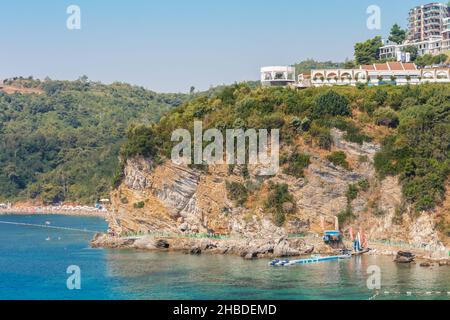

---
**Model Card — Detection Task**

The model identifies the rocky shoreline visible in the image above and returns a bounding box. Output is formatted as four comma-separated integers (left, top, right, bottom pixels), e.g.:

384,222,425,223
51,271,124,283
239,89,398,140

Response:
91,233,450,266
91,233,330,260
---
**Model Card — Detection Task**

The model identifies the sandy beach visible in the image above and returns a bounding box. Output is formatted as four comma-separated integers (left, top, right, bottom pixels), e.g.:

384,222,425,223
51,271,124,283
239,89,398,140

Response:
0,206,109,218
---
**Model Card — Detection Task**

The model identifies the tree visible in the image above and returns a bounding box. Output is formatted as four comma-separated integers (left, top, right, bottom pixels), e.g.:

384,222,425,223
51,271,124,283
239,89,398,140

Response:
373,107,399,128
344,59,356,69
404,45,418,62
388,24,406,44
312,90,351,118
354,36,383,65
293,59,344,75
415,54,434,68
433,53,448,65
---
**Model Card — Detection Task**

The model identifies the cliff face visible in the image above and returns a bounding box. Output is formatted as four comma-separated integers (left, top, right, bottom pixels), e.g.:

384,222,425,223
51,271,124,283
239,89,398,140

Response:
107,129,448,247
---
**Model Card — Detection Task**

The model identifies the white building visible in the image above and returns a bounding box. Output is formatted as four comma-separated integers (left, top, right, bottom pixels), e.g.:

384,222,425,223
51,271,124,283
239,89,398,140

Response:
379,37,443,61
308,62,449,87
260,66,296,86
443,17,450,50
408,2,449,42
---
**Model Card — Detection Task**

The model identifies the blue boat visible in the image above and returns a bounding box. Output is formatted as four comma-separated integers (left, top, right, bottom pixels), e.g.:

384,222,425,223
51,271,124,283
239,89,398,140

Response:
269,254,351,267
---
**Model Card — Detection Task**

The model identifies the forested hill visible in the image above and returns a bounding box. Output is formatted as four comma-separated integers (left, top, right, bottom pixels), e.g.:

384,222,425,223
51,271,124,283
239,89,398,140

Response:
0,78,188,204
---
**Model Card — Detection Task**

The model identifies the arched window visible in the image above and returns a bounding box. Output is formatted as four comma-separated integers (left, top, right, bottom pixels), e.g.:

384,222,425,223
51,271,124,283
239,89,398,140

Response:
422,72,433,79
436,71,448,79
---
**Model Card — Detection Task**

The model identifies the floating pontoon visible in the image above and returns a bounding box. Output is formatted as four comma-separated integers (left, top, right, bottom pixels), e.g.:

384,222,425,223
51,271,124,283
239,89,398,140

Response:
269,254,352,267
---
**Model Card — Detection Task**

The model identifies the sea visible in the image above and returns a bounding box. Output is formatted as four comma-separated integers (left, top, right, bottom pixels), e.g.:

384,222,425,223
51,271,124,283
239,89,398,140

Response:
0,214,449,300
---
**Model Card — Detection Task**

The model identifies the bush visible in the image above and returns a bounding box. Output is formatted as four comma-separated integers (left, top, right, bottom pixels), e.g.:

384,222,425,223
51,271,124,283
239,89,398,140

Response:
373,88,388,106
401,97,417,109
310,123,333,150
327,151,350,170
356,82,366,90
373,107,399,128
281,151,311,178
346,184,359,203
265,182,295,227
331,119,372,144
358,179,370,191
337,207,355,226
133,201,145,209
226,181,248,206
312,90,351,119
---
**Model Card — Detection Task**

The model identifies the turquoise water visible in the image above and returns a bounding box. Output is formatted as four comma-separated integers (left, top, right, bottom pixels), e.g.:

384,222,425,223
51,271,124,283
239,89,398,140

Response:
0,215,449,300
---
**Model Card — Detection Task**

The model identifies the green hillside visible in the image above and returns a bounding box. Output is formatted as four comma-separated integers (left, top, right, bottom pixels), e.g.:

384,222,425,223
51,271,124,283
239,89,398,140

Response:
0,78,188,204
122,82,450,217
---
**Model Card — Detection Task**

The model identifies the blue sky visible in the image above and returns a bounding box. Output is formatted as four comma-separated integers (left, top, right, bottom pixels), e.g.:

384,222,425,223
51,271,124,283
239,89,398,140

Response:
0,0,434,92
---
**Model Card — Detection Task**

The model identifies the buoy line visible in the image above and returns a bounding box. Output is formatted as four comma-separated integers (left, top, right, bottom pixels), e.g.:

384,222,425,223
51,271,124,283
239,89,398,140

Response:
0,220,99,234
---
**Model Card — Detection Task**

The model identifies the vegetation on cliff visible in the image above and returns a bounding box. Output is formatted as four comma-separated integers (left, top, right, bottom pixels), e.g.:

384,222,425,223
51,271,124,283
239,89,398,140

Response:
122,82,450,219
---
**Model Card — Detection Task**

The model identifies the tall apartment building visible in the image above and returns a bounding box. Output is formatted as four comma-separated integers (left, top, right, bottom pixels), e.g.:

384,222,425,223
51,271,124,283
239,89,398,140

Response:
407,2,450,42
443,17,450,50
380,3,450,62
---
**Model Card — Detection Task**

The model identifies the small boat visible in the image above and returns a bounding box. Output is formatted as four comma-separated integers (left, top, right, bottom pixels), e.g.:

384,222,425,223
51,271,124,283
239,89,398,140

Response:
45,221,51,225
269,254,351,267
45,237,51,241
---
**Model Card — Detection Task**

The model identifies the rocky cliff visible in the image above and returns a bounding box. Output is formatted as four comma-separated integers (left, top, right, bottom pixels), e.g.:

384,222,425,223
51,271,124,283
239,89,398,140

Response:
99,129,449,253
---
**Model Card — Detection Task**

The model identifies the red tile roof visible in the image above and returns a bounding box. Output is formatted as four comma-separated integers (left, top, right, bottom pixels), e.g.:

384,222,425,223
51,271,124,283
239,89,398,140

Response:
387,62,403,71
374,63,390,71
403,63,417,70
360,62,418,71
361,65,375,70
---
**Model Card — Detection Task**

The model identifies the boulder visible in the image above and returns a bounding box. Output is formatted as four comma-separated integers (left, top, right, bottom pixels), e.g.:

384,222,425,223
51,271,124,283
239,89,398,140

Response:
190,247,202,255
155,239,170,249
420,262,432,267
394,251,415,263
273,239,300,257
243,252,257,260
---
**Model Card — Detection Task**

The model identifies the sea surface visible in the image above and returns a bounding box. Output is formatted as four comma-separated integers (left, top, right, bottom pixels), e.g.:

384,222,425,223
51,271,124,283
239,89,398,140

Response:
0,214,449,300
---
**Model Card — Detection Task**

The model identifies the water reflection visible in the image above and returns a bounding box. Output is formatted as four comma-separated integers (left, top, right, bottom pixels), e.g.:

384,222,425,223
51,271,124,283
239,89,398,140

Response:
103,250,450,300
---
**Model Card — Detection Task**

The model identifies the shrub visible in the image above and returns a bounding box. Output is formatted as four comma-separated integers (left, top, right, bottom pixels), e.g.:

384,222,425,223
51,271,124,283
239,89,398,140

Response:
359,100,377,115
281,151,311,178
133,201,145,209
392,205,405,225
312,90,351,119
337,207,355,226
358,179,370,191
373,107,399,128
335,120,372,144
401,97,417,109
327,151,350,170
356,82,366,90
346,184,359,203
226,181,248,206
373,88,388,106
265,182,295,227
310,123,332,150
